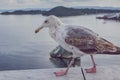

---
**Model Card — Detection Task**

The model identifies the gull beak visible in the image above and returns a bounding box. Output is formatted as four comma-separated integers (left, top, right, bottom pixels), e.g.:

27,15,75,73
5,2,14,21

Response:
35,26,44,33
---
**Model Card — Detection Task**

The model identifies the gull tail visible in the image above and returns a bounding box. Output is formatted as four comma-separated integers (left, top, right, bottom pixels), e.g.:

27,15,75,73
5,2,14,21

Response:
102,46,120,55
96,38,120,55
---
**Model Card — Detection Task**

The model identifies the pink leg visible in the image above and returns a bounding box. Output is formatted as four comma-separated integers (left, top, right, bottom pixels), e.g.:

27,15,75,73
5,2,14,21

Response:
85,55,96,73
54,58,74,76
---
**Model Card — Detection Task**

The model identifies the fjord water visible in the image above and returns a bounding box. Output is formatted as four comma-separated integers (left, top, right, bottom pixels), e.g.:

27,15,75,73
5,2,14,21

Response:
0,14,120,70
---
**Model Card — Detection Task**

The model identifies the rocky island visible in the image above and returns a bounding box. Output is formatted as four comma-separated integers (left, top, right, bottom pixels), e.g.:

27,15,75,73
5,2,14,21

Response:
96,13,120,20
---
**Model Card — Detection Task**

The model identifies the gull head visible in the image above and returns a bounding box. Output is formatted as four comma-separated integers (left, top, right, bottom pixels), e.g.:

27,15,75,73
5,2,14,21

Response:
35,15,62,33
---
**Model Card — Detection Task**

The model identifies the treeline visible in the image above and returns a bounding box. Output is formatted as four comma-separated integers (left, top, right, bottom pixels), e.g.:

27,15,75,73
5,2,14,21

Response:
1,6,120,17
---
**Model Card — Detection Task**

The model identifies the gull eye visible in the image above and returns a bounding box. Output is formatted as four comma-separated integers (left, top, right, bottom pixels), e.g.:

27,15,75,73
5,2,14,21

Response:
44,20,48,23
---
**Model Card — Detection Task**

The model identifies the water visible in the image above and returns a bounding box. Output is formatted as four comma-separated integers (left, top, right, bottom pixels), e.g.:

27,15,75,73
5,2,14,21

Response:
0,14,120,70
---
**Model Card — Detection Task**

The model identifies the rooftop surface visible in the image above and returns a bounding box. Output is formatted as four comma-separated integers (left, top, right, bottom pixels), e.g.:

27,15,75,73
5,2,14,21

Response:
0,66,120,80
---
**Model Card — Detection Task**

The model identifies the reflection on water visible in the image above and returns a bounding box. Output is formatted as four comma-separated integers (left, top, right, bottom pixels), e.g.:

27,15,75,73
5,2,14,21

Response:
0,14,120,70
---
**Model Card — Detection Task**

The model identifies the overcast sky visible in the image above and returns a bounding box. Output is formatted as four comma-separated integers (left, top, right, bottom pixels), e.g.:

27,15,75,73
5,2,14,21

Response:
0,0,120,10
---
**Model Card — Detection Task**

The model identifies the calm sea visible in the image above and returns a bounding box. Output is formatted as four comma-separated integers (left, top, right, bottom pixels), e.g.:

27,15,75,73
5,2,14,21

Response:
0,14,120,70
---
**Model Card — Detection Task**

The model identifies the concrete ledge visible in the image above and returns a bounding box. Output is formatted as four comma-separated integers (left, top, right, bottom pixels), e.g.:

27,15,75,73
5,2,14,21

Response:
0,66,120,80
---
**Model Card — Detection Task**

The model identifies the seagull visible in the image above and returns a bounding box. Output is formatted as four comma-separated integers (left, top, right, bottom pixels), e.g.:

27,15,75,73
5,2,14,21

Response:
35,15,120,76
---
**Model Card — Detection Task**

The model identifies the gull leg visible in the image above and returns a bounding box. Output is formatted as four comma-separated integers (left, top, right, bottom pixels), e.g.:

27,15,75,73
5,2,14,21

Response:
85,55,96,73
54,58,74,76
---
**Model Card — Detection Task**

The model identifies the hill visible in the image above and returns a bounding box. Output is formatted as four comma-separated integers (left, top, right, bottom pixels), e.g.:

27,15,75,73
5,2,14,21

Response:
1,6,120,17
0,10,42,15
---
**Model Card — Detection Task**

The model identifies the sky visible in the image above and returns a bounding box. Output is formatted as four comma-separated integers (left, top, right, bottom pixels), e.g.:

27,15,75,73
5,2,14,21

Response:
0,0,120,10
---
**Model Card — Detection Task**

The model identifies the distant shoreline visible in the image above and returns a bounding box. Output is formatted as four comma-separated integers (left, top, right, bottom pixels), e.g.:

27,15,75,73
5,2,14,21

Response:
1,6,120,17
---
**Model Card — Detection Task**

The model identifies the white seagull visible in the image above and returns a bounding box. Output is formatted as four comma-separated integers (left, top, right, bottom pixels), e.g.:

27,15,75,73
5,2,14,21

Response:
35,15,120,76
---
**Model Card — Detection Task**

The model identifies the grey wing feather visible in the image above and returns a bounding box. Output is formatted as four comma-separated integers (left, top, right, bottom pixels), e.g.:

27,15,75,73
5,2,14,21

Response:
65,26,98,50
64,26,117,53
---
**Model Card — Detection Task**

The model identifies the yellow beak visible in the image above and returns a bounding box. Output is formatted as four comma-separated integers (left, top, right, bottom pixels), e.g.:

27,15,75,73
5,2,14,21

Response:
35,26,44,33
